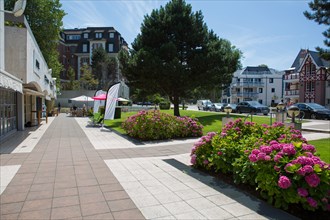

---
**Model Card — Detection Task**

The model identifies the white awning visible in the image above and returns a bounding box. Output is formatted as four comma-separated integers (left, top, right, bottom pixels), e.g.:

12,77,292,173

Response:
23,88,44,96
0,69,23,93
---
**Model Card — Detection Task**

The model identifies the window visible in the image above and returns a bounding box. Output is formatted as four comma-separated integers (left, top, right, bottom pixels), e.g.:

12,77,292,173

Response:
66,35,81,40
95,32,103,38
108,43,114,52
271,88,275,93
83,33,88,39
258,99,263,104
35,60,40,69
269,78,274,83
327,99,330,104
259,88,263,93
82,44,87,52
92,43,103,51
327,80,330,87
109,33,114,38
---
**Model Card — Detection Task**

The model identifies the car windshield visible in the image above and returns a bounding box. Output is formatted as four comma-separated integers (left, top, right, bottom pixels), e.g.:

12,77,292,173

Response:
307,103,327,110
248,101,264,107
214,103,223,106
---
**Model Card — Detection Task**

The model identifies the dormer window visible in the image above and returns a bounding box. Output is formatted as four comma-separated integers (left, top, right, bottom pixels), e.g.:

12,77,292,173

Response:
95,32,103,39
83,33,88,39
109,33,114,38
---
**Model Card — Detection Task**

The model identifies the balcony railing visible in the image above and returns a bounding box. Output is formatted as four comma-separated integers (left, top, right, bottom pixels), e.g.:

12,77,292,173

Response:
231,82,264,87
232,92,259,98
285,74,299,80
285,90,299,96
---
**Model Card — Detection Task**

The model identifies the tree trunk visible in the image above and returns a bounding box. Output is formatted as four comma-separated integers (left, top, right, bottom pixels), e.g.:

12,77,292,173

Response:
173,96,180,117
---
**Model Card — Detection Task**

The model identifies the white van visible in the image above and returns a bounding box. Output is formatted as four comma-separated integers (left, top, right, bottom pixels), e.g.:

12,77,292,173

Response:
197,100,213,111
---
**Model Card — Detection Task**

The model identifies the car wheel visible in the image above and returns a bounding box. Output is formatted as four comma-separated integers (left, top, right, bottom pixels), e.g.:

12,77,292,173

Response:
311,113,317,119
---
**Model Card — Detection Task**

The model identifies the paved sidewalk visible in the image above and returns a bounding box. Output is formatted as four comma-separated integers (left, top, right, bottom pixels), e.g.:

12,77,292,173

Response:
1,114,327,219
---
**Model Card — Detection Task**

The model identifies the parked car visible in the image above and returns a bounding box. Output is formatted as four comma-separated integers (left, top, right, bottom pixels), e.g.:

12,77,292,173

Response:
197,100,213,111
292,103,330,120
236,101,269,115
210,103,226,112
227,103,237,113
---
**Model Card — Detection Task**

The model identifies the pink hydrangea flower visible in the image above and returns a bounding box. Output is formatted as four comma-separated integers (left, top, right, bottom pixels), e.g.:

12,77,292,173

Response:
282,144,296,155
278,176,291,189
297,188,308,197
217,151,222,156
252,149,260,155
260,146,272,154
305,173,320,188
274,166,280,172
257,152,266,161
203,159,209,165
274,154,283,163
190,154,197,165
307,197,318,208
249,154,258,162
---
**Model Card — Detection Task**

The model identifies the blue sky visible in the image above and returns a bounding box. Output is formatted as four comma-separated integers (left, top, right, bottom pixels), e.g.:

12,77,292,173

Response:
61,0,326,71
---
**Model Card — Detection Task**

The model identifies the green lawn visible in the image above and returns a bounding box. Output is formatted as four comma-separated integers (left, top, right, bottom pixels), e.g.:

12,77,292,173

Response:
104,109,274,135
308,138,330,163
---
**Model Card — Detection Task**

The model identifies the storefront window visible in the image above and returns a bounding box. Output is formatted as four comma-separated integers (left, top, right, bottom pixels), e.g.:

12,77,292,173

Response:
0,88,17,138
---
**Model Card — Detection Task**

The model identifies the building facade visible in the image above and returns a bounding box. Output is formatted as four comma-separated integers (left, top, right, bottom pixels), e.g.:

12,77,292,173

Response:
222,66,284,106
58,27,128,85
284,49,330,108
1,11,57,142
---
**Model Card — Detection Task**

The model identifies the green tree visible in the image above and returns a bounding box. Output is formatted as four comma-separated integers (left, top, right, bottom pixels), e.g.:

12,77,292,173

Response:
64,66,79,90
91,47,119,90
304,0,330,60
80,65,99,90
122,0,241,116
5,0,66,88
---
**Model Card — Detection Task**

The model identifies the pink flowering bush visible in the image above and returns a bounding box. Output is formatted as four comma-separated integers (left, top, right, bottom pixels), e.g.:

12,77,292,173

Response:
190,118,330,212
122,110,203,140
250,141,329,211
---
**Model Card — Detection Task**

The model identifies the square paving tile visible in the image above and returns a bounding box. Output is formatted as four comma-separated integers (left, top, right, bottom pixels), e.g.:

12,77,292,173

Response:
53,187,78,198
21,199,52,212
83,212,114,220
139,205,170,219
78,186,102,195
29,183,54,192
186,197,217,210
107,199,137,212
199,207,234,219
52,195,80,208
112,208,145,220
221,202,255,217
80,201,110,217
163,201,195,215
0,192,28,204
79,192,105,204
174,211,206,220
130,195,160,208
26,190,53,200
0,202,24,215
51,205,82,219
18,209,51,220
104,190,129,201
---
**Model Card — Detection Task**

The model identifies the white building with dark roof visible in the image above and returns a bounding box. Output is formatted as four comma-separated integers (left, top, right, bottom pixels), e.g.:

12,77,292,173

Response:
222,66,284,106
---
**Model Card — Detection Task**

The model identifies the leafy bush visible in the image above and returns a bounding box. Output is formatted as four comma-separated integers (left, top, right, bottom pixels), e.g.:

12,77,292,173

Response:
191,118,330,212
122,110,203,140
159,102,171,110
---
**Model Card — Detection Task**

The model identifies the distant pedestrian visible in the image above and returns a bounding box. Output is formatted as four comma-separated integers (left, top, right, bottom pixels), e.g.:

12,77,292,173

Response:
58,102,61,114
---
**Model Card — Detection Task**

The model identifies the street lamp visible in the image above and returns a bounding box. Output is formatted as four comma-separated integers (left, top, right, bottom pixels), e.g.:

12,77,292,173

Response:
224,105,232,118
287,105,300,123
0,0,26,17
276,101,285,123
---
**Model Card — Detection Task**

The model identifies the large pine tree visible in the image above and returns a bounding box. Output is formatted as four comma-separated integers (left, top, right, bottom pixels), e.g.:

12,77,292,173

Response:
304,0,330,60
121,0,241,116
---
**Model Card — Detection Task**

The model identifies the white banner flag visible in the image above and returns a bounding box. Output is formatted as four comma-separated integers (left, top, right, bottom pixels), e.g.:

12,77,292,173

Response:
104,83,120,120
93,90,106,114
